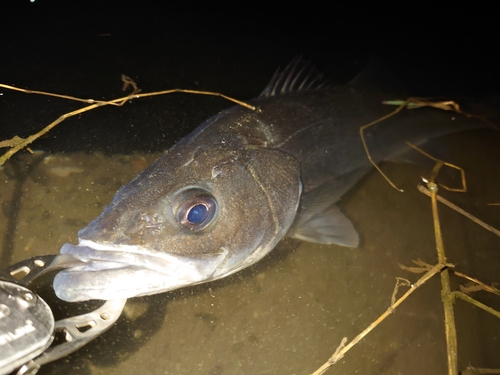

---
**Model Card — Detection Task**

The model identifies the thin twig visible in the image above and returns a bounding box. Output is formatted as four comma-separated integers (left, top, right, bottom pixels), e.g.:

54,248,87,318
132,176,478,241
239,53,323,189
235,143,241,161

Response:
462,366,500,374
451,292,500,319
0,102,103,165
0,83,255,110
383,98,500,131
0,83,116,105
0,83,256,165
455,271,500,297
391,277,411,305
418,185,500,238
398,259,436,273
360,97,499,193
310,262,446,375
406,142,467,192
359,99,410,192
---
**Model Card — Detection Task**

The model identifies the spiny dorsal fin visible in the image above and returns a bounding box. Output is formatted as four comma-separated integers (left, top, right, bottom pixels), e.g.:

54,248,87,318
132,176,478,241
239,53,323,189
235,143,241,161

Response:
259,56,329,98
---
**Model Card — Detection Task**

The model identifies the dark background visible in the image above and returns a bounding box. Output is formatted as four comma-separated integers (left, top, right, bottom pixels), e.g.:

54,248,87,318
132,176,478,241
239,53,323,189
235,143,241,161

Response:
0,1,498,154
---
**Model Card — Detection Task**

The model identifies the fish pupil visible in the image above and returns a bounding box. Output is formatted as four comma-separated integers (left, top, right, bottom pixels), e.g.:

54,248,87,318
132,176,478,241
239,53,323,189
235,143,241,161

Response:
187,204,208,224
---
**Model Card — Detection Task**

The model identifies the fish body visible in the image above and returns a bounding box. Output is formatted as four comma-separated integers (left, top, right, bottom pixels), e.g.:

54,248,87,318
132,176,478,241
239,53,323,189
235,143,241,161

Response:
54,58,484,301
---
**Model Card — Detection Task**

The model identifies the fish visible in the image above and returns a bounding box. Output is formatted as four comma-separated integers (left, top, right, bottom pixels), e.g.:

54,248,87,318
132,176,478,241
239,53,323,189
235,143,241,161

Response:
53,57,486,302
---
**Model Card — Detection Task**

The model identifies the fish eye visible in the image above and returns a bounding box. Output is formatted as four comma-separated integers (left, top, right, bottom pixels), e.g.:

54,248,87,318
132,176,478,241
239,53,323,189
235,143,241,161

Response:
174,188,218,231
187,204,208,224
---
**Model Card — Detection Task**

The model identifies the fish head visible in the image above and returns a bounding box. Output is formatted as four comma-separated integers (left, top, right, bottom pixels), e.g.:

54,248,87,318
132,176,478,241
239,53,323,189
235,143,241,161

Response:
54,129,302,301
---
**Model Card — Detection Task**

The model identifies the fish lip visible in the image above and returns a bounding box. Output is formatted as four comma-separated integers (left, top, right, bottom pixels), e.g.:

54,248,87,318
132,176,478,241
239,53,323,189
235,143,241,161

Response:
60,239,229,275
55,240,230,301
60,241,170,274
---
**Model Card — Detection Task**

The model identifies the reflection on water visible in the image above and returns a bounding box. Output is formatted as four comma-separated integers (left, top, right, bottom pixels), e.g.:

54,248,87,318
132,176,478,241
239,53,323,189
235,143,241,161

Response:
1,128,499,374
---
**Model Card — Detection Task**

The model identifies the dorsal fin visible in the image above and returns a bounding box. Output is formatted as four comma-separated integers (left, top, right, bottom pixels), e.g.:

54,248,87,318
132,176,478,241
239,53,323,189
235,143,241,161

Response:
259,56,329,98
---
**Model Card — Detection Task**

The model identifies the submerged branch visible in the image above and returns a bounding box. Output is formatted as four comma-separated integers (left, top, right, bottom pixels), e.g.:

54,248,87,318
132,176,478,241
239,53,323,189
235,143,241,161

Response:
427,181,458,375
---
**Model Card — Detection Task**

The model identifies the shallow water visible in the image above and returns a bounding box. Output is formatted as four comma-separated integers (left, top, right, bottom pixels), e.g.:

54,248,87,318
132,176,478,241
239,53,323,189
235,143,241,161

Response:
1,126,499,374
1,2,500,372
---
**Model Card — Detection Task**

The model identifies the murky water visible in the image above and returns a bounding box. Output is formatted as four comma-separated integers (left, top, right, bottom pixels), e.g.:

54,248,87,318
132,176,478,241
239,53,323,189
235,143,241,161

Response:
1,125,499,374
1,13,499,371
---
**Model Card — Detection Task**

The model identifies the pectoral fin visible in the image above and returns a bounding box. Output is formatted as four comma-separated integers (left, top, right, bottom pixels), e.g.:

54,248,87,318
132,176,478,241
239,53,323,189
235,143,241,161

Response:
287,169,367,248
289,203,359,248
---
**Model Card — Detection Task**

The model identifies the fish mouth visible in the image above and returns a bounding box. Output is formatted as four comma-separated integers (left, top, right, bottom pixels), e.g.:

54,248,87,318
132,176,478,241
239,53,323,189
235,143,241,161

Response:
53,240,227,302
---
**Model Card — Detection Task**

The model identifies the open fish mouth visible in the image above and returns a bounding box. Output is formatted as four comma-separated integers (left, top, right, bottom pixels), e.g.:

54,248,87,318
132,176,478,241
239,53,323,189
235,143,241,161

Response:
53,240,228,302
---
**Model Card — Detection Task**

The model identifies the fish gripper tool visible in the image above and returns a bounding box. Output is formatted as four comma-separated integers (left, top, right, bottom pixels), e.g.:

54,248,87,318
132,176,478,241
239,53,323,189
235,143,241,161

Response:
0,254,126,375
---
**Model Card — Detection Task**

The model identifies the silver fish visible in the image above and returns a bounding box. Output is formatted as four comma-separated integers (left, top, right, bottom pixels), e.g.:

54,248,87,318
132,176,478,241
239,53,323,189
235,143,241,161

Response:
54,57,484,301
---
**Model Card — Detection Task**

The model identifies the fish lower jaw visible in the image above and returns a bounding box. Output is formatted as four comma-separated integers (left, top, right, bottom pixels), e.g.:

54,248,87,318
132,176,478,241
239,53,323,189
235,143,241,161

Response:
53,265,203,302
54,241,228,302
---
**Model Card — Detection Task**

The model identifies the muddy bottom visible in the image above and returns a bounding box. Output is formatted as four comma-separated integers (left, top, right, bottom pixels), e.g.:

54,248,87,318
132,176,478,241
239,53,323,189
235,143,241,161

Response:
1,129,499,375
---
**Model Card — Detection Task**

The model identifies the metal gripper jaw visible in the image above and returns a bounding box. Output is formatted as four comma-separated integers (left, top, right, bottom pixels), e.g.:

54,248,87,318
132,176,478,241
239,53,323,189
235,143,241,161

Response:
0,255,126,375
